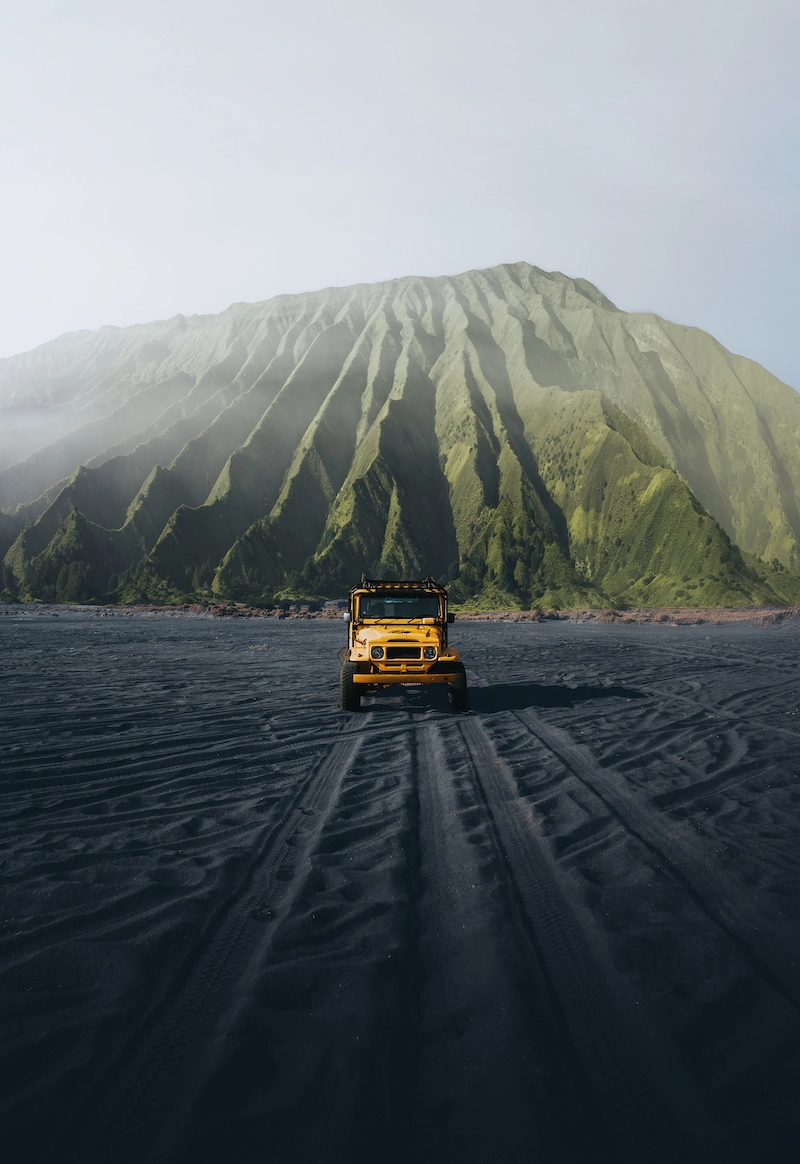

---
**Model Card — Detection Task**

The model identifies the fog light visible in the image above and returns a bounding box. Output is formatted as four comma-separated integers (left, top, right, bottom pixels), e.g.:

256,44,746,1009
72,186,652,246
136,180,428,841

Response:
423,646,437,660
371,646,384,659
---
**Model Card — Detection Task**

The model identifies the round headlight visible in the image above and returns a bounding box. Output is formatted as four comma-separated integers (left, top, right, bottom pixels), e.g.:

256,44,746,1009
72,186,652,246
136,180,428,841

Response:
371,645,384,660
423,646,437,660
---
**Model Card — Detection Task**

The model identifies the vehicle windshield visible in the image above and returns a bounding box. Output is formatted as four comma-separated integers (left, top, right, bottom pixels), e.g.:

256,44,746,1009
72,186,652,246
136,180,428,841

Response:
358,592,442,619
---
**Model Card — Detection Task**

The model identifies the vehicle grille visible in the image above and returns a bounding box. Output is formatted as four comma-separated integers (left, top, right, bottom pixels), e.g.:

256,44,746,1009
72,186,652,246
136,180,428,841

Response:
386,646,421,659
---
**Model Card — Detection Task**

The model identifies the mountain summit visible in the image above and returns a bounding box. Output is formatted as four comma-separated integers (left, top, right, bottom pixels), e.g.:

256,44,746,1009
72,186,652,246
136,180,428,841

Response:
2,263,799,607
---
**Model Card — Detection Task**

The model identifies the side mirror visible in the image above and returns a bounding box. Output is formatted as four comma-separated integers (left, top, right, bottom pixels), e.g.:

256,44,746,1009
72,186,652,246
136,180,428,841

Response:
447,612,455,624
343,612,351,624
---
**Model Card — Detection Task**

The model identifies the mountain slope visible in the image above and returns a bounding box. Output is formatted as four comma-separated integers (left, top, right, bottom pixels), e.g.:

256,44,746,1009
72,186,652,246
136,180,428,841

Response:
2,263,799,607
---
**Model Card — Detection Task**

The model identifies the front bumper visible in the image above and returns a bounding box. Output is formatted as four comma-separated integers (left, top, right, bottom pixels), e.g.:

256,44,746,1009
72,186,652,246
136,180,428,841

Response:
351,658,461,685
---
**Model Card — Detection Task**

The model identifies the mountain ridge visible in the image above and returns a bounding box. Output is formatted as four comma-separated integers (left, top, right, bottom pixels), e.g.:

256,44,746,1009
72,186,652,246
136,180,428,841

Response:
2,262,799,608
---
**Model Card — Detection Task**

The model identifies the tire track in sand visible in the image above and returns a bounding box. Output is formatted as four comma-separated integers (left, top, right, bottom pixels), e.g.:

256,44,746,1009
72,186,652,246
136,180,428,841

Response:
503,707,800,1014
454,713,734,1164
413,721,605,1163
47,736,363,1164
164,714,424,1164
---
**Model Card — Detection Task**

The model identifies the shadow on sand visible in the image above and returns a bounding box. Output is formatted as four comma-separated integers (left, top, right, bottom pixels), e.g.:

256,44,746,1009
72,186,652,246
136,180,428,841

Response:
361,682,647,714
469,682,647,713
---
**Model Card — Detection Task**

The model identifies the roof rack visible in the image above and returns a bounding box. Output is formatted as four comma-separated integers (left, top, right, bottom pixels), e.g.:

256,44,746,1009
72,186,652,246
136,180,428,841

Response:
351,574,446,594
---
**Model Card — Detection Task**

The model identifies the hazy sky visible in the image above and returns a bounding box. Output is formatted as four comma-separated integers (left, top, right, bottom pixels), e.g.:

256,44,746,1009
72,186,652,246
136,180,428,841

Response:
1,0,798,387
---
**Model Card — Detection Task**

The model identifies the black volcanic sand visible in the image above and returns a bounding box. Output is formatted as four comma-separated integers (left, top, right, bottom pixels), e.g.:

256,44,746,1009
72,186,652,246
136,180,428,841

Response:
1,611,800,1164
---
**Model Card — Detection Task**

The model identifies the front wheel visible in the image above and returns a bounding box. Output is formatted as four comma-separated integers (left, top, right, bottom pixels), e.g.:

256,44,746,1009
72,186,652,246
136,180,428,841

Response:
447,663,468,712
340,661,361,712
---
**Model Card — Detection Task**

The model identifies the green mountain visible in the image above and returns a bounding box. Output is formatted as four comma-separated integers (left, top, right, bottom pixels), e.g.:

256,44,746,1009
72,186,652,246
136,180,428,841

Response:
2,263,799,608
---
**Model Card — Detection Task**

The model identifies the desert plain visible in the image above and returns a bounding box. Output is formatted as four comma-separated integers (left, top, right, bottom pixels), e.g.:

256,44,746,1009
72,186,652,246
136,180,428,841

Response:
1,608,799,1163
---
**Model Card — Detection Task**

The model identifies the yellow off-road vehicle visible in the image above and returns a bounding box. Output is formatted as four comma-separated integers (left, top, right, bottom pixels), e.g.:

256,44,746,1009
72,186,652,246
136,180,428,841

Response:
338,576,467,712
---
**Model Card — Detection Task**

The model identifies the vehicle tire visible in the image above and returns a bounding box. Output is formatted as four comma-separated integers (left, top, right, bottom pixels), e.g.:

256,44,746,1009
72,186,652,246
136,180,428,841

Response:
447,663,468,712
340,661,361,711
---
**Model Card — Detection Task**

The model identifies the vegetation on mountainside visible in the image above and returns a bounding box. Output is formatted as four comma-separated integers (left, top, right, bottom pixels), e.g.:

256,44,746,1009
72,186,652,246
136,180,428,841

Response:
0,512,20,566
9,509,117,604
2,263,800,609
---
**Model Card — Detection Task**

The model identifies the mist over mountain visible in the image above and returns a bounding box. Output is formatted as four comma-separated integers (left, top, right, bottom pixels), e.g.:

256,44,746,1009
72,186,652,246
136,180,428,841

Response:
2,262,799,608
